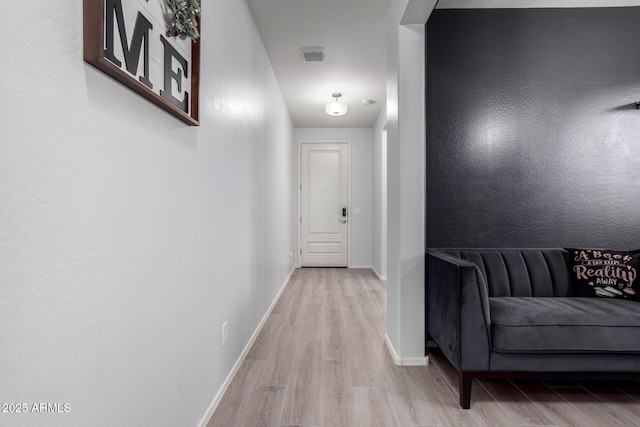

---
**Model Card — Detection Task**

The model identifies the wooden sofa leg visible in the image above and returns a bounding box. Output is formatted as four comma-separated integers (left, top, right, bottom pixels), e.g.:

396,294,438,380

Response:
459,372,472,409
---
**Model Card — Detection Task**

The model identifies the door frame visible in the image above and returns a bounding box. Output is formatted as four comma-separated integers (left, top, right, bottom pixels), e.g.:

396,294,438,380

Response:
297,140,351,268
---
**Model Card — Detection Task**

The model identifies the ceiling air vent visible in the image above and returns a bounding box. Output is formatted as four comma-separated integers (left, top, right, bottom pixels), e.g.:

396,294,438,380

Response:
300,47,325,63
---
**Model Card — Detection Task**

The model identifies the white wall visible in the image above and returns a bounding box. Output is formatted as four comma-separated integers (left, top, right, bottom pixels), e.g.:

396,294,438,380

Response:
0,1,295,427
372,109,388,279
294,128,373,268
384,0,435,365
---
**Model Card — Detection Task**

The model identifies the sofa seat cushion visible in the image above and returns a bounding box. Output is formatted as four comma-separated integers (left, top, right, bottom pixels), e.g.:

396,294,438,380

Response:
490,297,640,354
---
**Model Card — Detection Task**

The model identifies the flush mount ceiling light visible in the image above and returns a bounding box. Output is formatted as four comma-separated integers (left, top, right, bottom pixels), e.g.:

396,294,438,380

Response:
325,92,347,117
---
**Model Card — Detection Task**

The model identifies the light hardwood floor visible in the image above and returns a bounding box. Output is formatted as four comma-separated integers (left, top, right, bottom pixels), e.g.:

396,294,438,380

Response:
206,268,640,427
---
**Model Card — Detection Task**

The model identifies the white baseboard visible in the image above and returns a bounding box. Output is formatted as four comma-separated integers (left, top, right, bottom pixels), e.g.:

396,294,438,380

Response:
403,356,429,366
350,265,388,281
385,333,402,366
197,267,296,427
371,266,387,281
384,333,429,366
349,264,372,269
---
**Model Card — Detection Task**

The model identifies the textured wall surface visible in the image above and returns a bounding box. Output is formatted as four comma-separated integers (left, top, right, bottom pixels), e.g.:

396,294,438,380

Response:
0,1,294,426
427,8,640,249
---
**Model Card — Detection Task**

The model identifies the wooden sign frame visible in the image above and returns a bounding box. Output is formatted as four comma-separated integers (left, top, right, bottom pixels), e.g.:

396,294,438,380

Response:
83,0,200,126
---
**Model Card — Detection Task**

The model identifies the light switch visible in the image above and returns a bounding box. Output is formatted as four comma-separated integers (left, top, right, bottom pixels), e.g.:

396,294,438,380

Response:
353,208,361,216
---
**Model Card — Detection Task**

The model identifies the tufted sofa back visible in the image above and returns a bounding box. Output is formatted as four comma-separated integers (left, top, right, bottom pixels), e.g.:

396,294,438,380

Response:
436,249,572,297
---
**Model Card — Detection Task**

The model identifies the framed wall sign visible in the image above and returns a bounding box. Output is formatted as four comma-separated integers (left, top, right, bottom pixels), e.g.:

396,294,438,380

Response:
84,0,201,126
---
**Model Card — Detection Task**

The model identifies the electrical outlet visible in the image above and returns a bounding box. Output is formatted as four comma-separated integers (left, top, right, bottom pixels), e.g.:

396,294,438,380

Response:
289,251,293,258
222,321,228,347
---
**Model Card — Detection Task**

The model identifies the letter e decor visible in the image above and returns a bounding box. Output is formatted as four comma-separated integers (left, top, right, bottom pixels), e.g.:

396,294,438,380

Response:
83,0,201,126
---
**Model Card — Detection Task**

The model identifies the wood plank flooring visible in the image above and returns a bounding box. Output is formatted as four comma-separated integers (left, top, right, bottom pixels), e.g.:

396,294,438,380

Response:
206,268,640,427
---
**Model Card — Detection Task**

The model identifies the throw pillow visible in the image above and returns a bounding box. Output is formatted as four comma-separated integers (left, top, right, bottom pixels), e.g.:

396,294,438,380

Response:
566,248,640,301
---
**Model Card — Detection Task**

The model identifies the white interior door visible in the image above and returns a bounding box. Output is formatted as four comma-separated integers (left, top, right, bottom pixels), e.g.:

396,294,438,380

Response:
300,142,349,267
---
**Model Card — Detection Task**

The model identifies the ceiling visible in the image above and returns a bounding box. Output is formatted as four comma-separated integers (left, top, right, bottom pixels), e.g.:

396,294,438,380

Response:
247,0,390,128
247,0,640,129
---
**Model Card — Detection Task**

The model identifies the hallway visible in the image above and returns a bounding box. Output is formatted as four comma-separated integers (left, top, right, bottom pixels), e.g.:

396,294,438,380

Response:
206,268,640,427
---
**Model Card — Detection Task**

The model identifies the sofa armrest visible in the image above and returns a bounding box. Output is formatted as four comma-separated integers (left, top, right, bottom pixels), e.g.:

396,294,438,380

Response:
427,251,492,371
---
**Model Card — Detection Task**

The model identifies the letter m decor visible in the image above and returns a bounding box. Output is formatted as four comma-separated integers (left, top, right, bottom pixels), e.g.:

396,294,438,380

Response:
83,0,200,126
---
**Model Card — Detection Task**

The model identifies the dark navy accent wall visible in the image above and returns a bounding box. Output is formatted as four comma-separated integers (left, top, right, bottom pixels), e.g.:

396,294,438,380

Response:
426,8,640,249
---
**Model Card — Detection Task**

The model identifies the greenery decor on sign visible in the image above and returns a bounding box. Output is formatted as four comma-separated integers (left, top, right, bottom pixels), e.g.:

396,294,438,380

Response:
84,0,201,125
166,0,201,41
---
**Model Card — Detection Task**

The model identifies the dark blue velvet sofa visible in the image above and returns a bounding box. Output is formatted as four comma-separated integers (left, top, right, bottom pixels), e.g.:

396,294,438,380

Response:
426,249,640,409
